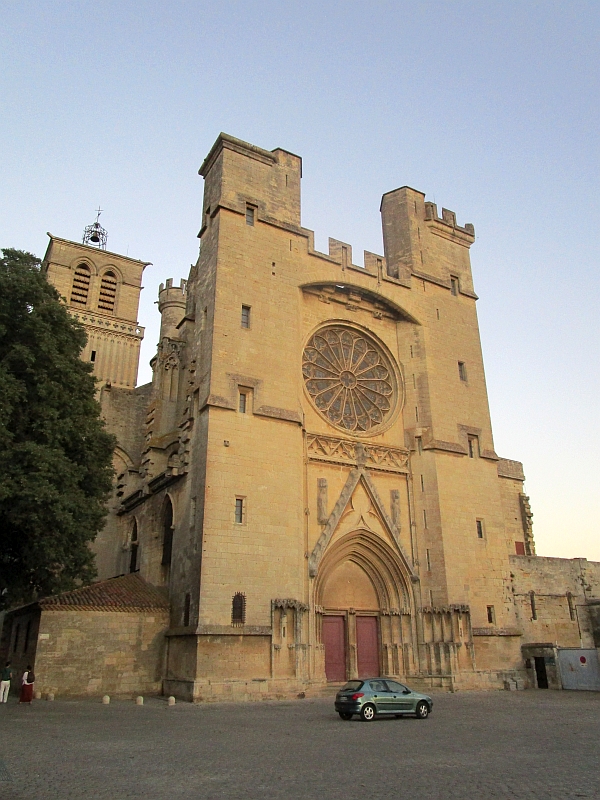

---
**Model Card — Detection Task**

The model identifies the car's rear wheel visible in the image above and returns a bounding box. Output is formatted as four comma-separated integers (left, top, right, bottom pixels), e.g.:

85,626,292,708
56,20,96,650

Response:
338,712,353,721
360,703,376,722
415,701,429,719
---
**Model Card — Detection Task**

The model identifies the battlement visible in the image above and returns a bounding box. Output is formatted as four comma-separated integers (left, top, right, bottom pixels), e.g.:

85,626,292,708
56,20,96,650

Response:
424,202,475,239
159,278,188,297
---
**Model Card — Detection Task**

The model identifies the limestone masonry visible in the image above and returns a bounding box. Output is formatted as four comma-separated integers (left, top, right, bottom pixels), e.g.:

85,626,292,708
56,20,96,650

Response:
2,133,599,698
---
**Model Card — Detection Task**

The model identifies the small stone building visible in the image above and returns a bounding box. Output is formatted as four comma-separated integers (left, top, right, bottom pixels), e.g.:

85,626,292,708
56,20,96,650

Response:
0,574,168,698
2,133,599,699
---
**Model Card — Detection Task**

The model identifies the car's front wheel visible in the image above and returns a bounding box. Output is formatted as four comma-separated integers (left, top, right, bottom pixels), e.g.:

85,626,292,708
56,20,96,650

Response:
415,701,429,719
360,703,376,722
338,712,353,721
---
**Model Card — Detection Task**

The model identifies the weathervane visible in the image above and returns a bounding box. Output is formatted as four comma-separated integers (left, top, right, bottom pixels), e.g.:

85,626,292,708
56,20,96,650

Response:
83,207,108,249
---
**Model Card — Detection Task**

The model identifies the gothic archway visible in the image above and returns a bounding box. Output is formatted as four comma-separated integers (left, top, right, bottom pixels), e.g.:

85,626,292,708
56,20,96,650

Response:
314,530,417,681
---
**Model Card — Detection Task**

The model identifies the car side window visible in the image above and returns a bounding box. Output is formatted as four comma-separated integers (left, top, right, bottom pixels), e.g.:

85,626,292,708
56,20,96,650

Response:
369,680,387,693
385,681,408,693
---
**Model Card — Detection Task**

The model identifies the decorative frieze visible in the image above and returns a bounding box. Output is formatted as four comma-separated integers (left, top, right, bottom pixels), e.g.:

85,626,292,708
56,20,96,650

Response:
306,433,409,473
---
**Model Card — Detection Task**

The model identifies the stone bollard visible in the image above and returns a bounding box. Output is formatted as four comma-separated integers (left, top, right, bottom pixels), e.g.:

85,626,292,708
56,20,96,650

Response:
47,693,55,701
168,696,176,706
34,690,42,700
102,695,110,705
136,696,144,705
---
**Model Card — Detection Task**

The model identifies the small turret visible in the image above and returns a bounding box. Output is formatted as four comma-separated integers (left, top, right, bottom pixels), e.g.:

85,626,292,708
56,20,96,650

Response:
158,278,187,340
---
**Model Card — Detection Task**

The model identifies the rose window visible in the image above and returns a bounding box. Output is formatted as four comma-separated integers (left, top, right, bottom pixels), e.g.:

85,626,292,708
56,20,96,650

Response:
302,326,396,433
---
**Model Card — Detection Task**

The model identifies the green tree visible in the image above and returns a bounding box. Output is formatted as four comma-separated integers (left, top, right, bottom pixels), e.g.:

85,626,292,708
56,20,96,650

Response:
0,249,115,608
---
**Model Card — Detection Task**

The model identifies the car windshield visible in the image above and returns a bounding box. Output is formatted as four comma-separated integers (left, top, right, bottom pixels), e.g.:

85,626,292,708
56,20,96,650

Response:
340,681,363,691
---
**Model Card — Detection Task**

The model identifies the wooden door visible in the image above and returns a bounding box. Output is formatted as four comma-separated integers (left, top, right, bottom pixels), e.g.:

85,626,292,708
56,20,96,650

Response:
323,616,346,682
356,616,380,677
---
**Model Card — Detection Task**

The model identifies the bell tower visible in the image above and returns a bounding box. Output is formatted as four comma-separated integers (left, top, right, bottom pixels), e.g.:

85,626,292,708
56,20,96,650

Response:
42,216,150,389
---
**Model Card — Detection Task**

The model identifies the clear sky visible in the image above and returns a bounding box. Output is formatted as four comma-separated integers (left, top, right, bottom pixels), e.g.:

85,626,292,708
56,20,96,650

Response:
2,1,598,560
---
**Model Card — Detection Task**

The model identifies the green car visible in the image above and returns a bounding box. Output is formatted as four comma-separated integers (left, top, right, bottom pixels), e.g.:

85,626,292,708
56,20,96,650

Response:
334,679,433,722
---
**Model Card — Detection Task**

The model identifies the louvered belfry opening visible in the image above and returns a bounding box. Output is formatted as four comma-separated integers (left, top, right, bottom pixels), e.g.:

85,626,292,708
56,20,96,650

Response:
71,264,91,306
98,270,117,313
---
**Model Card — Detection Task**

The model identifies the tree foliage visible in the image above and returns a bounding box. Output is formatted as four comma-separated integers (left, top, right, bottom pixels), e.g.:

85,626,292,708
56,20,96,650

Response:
0,249,115,608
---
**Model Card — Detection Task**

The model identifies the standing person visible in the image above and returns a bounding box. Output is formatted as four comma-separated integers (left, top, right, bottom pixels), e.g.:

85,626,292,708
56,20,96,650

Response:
19,665,34,704
0,662,12,702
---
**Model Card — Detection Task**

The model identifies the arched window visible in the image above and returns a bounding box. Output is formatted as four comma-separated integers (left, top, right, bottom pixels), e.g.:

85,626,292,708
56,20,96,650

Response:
231,592,246,625
71,264,91,306
129,519,139,573
98,270,117,313
161,498,174,567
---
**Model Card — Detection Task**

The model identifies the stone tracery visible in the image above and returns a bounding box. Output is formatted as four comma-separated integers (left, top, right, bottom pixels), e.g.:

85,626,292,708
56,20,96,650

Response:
302,326,395,433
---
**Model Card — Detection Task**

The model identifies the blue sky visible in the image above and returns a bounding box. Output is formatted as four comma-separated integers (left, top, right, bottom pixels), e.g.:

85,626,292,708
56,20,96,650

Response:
1,1,598,560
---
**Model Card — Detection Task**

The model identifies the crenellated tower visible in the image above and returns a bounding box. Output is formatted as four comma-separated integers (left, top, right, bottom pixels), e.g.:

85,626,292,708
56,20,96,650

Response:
140,278,188,485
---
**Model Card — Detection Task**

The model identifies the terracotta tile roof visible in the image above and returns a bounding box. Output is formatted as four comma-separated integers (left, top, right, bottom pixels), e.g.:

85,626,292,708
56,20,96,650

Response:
39,573,169,612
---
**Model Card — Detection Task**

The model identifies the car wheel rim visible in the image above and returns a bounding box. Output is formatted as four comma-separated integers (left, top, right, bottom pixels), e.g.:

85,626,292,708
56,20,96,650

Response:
364,707,374,720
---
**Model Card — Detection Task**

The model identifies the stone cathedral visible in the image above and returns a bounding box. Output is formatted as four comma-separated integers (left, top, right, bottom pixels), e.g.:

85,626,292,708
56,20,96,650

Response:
4,134,600,699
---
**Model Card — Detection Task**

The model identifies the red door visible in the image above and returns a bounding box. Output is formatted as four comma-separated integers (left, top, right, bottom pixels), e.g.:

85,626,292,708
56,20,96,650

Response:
323,616,346,682
356,616,380,677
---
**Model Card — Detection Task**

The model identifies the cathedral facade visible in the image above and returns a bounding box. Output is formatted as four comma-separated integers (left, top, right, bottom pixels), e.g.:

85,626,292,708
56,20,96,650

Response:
6,133,598,700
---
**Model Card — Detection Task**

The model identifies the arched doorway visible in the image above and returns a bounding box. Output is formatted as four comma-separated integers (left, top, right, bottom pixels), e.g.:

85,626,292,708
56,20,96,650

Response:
315,530,416,682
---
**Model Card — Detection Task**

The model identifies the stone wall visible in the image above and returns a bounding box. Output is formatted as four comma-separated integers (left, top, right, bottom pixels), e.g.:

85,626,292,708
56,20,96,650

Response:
33,608,168,698
510,555,600,649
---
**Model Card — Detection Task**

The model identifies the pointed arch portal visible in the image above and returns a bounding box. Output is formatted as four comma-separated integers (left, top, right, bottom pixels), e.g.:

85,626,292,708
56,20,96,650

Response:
315,530,417,682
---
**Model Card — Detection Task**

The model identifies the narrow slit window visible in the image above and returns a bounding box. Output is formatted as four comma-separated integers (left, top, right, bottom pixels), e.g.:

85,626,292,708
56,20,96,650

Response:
476,519,484,539
420,474,425,492
241,305,251,329
238,392,247,413
416,436,423,455
458,361,467,381
232,592,246,625
90,350,96,363
423,509,428,528
486,605,495,624
183,593,191,627
567,592,576,621
415,406,419,422
245,205,255,226
468,435,479,459
71,264,91,306
426,548,432,571
234,497,245,524
98,270,117,313
529,591,537,620
450,276,459,296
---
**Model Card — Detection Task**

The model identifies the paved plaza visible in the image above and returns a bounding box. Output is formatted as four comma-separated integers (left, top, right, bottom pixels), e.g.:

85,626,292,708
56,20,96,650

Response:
0,689,599,799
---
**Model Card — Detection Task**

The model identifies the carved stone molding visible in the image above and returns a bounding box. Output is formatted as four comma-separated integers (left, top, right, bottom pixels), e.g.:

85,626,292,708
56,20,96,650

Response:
308,466,414,579
271,598,309,612
307,433,409,474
